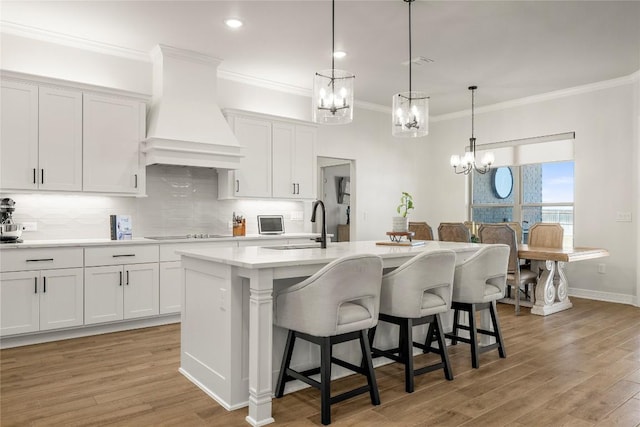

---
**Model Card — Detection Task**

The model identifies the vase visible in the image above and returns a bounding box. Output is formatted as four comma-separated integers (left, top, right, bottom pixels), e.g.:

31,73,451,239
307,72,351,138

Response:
392,216,409,232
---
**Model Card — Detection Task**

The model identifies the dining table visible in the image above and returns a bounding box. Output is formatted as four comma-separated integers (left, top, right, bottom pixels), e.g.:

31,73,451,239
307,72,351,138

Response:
517,245,610,316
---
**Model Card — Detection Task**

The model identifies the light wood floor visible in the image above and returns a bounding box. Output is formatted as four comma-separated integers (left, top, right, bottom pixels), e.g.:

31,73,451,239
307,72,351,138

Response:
2,298,640,426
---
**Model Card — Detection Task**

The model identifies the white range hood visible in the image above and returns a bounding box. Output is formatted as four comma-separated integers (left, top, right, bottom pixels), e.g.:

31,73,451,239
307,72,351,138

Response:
142,44,242,169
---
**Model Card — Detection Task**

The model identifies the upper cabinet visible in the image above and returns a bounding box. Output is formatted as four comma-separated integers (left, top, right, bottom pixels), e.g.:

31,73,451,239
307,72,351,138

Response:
83,94,145,194
219,110,317,200
1,81,83,192
0,73,147,195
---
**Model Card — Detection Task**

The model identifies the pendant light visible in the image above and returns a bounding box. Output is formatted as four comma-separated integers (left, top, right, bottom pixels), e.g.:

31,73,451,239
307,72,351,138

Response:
312,0,355,125
392,0,429,138
450,86,494,174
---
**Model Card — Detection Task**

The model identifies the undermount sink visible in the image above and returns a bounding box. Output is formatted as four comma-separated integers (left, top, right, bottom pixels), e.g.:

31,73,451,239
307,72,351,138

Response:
264,243,323,250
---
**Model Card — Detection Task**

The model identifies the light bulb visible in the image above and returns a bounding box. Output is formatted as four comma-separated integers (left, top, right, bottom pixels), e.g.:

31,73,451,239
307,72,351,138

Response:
450,155,461,167
482,152,495,166
463,151,474,164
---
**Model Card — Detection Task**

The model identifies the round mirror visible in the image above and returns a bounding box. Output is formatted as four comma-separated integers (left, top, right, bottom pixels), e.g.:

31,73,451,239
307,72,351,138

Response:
492,167,513,199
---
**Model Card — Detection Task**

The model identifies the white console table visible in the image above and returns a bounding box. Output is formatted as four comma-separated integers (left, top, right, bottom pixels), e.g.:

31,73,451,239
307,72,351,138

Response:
178,240,485,426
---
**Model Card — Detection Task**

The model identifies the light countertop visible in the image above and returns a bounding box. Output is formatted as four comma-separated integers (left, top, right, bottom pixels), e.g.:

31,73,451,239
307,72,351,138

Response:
0,233,323,249
177,240,484,269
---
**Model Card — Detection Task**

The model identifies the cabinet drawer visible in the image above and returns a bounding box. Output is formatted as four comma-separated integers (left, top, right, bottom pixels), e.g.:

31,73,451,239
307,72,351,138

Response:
85,245,159,267
0,248,83,272
160,241,236,262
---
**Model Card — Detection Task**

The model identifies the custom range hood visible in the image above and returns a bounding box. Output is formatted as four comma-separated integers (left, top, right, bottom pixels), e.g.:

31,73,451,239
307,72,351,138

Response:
142,45,242,169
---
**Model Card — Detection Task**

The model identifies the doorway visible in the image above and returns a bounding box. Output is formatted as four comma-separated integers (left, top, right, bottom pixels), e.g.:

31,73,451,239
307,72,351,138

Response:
317,157,355,242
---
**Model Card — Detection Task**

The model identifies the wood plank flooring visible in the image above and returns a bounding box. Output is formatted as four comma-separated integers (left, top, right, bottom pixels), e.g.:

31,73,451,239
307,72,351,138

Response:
2,298,639,426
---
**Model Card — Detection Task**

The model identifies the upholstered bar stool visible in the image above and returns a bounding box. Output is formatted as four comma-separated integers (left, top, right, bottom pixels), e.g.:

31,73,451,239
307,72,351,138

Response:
274,254,383,425
445,245,510,368
370,250,456,393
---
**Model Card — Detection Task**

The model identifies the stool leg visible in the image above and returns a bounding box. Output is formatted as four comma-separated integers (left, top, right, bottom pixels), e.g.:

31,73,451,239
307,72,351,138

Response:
359,330,380,405
423,322,435,354
434,314,454,380
490,301,507,358
468,304,480,369
401,319,415,393
450,308,461,345
320,336,332,425
275,329,295,398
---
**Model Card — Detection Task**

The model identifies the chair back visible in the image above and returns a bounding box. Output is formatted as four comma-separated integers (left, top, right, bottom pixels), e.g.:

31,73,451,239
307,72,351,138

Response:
408,221,434,240
380,250,455,318
452,245,509,304
502,222,523,243
274,254,383,337
438,222,471,242
478,224,519,274
528,223,563,248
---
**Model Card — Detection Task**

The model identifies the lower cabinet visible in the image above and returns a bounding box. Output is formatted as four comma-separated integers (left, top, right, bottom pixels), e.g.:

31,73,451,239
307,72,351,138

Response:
159,261,181,314
84,263,159,325
0,268,84,336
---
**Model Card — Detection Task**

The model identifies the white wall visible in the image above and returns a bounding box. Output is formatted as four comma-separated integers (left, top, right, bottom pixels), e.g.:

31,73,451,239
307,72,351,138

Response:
427,77,640,303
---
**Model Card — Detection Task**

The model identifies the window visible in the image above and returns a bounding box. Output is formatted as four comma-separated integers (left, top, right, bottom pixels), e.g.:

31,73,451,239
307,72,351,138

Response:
471,161,574,245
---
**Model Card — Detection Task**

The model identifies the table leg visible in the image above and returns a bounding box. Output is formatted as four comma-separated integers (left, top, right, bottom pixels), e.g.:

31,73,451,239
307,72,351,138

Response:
246,268,275,426
531,260,573,316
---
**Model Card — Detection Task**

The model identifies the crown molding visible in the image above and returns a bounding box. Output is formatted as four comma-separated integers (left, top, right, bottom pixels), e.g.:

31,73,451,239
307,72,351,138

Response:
432,70,640,122
1,21,151,62
216,69,310,98
151,44,222,67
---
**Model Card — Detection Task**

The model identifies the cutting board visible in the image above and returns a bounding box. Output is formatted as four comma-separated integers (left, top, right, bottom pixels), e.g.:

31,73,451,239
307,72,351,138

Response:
375,240,426,247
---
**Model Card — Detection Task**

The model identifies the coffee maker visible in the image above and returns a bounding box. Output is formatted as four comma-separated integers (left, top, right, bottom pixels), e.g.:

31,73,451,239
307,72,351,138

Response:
1,198,23,242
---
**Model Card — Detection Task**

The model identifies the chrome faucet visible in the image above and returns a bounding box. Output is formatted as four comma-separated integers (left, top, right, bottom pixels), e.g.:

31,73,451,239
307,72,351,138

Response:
311,200,327,249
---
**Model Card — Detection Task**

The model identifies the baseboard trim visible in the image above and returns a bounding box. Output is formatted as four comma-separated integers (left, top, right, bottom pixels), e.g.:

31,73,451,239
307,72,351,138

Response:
568,288,636,306
0,314,181,349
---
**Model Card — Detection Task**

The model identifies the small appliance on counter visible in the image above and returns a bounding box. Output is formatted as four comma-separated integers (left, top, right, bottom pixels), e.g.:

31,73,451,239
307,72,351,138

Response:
1,198,23,243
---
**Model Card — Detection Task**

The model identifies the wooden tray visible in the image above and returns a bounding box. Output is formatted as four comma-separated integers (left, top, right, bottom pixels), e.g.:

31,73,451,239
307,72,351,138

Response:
375,240,426,247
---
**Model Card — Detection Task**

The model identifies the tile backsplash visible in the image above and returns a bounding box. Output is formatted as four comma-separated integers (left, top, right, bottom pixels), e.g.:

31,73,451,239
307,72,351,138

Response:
3,165,311,240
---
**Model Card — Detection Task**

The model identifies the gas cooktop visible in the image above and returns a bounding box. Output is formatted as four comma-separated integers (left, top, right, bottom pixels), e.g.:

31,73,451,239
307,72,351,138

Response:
145,234,232,240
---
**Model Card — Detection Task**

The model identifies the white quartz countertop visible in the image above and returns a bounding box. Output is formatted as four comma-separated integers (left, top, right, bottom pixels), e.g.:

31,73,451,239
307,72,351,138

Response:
177,240,484,269
0,233,322,249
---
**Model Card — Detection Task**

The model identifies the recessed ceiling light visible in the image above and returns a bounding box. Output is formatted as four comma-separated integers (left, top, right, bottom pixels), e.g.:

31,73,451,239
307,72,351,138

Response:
333,51,347,59
225,18,243,29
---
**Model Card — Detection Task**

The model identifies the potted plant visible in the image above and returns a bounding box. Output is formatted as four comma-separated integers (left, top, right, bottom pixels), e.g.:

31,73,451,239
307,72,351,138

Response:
392,191,414,232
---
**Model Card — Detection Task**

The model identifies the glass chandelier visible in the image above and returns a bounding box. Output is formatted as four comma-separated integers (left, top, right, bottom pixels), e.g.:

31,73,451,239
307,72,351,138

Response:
312,0,355,125
392,0,428,138
450,86,494,174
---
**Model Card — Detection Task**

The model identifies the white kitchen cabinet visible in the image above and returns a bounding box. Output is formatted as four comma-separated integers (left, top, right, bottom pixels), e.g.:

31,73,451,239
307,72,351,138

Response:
0,81,83,192
272,123,316,199
159,261,181,314
83,93,145,194
84,245,160,325
0,247,84,337
219,110,317,200
219,115,272,198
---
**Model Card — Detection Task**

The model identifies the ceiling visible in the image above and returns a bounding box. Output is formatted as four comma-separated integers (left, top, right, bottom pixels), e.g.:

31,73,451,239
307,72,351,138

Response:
1,1,639,115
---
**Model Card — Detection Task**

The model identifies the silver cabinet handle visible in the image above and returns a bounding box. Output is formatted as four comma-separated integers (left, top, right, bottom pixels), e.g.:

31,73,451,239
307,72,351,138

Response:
134,174,138,189
235,179,240,193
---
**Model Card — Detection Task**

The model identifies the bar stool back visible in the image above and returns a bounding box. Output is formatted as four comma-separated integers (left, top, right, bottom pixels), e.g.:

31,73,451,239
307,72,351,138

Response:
371,250,456,393
274,254,383,425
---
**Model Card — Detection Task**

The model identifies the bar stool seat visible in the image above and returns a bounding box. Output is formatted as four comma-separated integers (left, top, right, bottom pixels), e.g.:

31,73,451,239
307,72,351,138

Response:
274,254,383,425
370,250,456,393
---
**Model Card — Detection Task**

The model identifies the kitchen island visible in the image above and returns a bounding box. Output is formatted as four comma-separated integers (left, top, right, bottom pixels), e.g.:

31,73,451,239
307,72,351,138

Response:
177,240,486,426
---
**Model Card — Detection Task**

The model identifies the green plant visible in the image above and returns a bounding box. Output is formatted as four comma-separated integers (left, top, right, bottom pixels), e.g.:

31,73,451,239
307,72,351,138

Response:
396,192,414,218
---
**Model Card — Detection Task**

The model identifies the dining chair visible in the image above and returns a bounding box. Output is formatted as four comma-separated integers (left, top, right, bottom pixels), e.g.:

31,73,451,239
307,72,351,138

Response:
274,254,383,425
438,222,471,242
478,223,538,315
444,244,510,368
528,223,564,248
370,250,456,393
408,221,434,240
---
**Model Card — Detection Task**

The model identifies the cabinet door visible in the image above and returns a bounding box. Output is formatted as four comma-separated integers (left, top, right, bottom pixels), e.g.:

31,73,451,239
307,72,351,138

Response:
292,126,316,199
38,87,83,191
84,265,124,325
159,261,182,314
272,122,296,198
83,93,142,194
39,268,84,331
0,80,38,190
0,271,39,336
233,116,272,198
123,262,159,319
